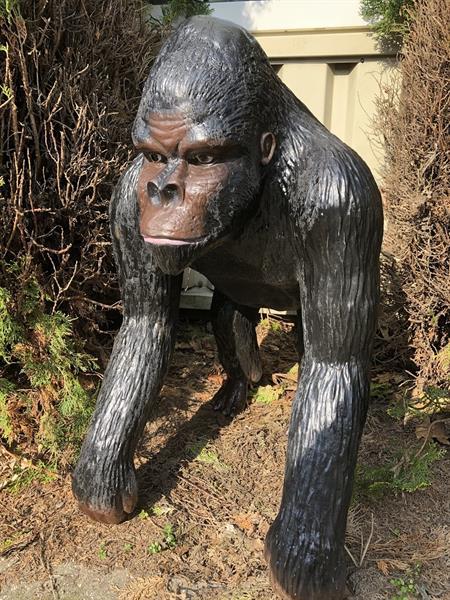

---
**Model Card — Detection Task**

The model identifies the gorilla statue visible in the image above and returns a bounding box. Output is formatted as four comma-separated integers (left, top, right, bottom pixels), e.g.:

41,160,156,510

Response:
73,16,383,600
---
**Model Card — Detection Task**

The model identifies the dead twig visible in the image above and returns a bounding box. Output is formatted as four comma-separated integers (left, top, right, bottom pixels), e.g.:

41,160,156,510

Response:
39,532,60,600
414,418,450,458
345,513,375,568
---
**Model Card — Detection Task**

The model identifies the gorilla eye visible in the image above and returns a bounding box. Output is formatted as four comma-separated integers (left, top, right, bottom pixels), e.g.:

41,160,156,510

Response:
190,153,215,165
145,151,166,163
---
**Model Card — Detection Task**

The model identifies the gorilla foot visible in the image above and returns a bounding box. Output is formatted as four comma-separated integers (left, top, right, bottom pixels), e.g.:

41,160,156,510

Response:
76,490,137,524
72,456,138,524
264,513,347,600
212,376,248,416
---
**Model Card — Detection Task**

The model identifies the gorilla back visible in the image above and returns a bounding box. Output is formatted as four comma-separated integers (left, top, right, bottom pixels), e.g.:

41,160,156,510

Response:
72,16,383,600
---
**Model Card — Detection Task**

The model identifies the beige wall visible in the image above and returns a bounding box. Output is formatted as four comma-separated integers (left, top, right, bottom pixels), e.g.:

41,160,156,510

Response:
255,28,397,181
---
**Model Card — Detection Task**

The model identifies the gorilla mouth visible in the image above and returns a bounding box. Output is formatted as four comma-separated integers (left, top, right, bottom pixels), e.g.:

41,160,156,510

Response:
142,235,206,246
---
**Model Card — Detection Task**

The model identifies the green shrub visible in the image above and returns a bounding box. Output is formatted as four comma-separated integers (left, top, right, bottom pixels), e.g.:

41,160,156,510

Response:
355,442,446,500
0,267,97,467
360,0,414,48
0,0,18,19
161,0,211,25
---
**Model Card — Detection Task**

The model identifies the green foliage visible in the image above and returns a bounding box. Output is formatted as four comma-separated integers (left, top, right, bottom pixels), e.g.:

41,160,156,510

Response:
163,523,177,548
147,523,177,554
6,460,57,493
0,0,19,19
98,543,108,560
186,438,227,470
386,398,410,420
370,380,393,402
151,503,173,516
162,0,211,25
387,386,450,419
251,385,282,405
390,573,418,599
390,579,416,600
147,541,162,554
355,442,446,500
1,83,12,101
152,505,164,516
0,268,97,465
360,0,414,48
0,378,15,443
0,537,16,553
194,446,220,465
418,386,450,413
0,287,21,360
259,317,283,332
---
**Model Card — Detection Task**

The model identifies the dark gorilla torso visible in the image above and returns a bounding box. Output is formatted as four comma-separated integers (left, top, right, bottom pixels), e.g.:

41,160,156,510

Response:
192,197,301,310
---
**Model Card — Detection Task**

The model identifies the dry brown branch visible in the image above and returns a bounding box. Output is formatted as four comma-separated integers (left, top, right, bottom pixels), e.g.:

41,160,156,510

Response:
0,1,166,334
377,0,450,387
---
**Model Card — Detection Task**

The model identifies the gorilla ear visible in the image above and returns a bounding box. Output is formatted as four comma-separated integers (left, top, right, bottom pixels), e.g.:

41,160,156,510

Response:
260,132,276,165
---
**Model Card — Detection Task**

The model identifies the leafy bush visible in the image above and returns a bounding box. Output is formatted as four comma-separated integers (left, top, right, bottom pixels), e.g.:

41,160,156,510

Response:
0,265,97,466
355,442,446,500
360,0,414,49
161,0,211,24
0,0,18,18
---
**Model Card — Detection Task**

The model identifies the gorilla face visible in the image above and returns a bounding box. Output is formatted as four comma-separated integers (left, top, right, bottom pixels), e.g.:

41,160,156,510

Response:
133,107,275,275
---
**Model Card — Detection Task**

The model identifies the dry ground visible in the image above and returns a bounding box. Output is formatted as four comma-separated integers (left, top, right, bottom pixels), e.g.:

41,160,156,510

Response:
0,318,449,600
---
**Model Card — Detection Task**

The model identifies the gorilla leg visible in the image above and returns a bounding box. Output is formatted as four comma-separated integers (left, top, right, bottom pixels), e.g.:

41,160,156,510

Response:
264,181,380,600
211,290,262,415
72,159,181,524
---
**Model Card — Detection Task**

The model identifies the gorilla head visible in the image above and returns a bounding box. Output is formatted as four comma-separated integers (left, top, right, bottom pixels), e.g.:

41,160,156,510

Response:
132,17,276,274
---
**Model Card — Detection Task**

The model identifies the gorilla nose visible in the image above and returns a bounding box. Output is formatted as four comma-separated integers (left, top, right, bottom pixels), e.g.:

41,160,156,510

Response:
146,182,183,206
162,183,182,205
147,181,161,205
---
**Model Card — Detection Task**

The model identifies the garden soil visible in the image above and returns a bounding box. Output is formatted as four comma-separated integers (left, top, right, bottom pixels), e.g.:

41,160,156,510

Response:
0,319,449,600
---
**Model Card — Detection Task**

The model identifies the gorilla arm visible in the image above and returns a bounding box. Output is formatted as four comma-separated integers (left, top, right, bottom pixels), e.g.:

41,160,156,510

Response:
72,158,181,524
265,162,382,600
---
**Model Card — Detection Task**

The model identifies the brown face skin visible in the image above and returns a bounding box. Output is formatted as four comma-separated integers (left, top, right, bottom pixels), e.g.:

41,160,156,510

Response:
134,110,275,247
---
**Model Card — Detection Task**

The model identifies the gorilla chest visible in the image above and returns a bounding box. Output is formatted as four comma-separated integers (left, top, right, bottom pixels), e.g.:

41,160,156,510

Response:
192,243,301,311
